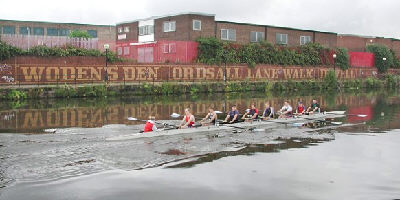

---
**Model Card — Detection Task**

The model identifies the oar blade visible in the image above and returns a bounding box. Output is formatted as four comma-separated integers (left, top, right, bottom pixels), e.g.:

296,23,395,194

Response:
128,117,138,121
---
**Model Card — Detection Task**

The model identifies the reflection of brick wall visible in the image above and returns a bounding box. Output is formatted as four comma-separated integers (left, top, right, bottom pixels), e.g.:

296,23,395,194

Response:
0,94,380,132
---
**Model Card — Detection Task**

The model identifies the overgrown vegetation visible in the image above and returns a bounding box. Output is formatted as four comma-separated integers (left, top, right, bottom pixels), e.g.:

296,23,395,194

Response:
54,85,114,98
366,44,399,73
0,41,122,62
335,48,350,70
196,37,335,67
69,30,92,39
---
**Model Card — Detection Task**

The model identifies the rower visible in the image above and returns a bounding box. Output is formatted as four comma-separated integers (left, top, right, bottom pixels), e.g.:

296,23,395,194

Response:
278,101,293,118
242,104,259,120
201,107,218,126
295,101,306,116
224,105,239,124
262,102,274,120
306,99,320,114
180,108,195,129
144,116,158,133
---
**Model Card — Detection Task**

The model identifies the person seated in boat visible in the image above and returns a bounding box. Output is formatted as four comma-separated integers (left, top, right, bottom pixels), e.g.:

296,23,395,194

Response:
306,99,320,114
180,108,195,129
144,116,158,133
224,105,239,123
201,107,218,126
262,102,274,120
278,101,293,118
295,101,306,116
242,104,259,120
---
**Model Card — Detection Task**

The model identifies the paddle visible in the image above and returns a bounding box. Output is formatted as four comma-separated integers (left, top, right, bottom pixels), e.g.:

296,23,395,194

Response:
325,111,368,118
127,117,178,128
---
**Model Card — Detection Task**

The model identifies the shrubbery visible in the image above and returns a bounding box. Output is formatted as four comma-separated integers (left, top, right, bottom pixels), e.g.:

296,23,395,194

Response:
0,41,122,62
366,44,397,73
335,48,350,70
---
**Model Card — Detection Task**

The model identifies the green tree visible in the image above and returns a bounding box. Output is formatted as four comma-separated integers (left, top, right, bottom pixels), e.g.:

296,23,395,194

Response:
335,48,350,70
69,30,92,39
366,44,394,73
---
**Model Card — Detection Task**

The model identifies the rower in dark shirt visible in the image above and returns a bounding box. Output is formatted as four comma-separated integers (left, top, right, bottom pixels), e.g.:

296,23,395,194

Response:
242,104,259,120
224,105,240,123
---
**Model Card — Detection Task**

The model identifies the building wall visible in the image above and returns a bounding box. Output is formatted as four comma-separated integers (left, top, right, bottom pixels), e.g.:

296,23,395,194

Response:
392,40,400,58
116,21,138,43
0,20,116,51
337,35,368,52
266,27,314,47
314,32,337,48
215,22,265,44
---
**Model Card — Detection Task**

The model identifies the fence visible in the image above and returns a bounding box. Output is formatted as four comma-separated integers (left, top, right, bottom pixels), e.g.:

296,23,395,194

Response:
0,34,98,50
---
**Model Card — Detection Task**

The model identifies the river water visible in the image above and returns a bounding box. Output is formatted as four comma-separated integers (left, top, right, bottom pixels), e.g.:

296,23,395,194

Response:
0,90,399,200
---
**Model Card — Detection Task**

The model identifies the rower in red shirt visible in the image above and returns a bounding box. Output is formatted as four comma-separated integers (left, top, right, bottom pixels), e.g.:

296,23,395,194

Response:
242,104,259,120
180,108,195,129
144,116,158,132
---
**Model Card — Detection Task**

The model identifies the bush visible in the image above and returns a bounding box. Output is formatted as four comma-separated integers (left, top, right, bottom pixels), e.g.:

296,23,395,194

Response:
366,44,394,73
69,30,92,39
323,70,338,89
335,48,350,70
5,90,27,100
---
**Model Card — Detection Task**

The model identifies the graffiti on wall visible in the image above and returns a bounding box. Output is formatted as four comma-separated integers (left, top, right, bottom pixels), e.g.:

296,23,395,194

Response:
0,64,14,83
5,64,390,84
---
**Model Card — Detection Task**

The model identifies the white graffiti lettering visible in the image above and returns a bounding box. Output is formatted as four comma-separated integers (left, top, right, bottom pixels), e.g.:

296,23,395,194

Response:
1,76,15,83
0,64,12,72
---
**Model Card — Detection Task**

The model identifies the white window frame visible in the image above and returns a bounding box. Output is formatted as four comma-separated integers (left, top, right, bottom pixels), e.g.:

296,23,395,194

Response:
139,25,154,36
118,27,123,33
221,29,236,41
117,47,122,56
124,27,130,33
300,36,312,45
193,20,201,31
276,33,288,45
123,46,130,55
250,31,265,42
162,43,176,54
163,21,176,32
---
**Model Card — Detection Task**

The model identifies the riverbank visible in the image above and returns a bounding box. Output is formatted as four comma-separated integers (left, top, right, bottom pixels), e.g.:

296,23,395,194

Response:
0,73,399,100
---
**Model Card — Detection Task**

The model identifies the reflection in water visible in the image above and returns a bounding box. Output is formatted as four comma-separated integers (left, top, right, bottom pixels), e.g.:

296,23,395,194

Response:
166,137,329,169
1,90,399,133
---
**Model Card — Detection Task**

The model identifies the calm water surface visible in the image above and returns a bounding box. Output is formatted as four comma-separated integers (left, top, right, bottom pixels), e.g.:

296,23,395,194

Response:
0,90,400,200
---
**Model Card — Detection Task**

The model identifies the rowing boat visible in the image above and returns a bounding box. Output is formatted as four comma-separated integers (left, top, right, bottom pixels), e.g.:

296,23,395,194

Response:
106,113,344,141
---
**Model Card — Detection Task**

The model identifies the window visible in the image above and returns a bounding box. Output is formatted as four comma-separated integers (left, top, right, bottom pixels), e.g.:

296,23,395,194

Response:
139,25,154,36
47,28,58,36
163,21,176,32
87,30,97,38
117,47,122,56
221,29,236,41
123,46,130,55
3,26,15,34
59,29,70,36
19,27,31,35
33,27,44,35
250,31,264,42
300,36,312,45
124,26,130,32
276,33,288,45
162,43,176,54
193,20,201,31
118,27,123,33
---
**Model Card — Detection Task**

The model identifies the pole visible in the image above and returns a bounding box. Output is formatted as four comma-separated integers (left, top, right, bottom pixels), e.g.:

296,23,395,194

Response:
105,49,108,83
27,27,30,51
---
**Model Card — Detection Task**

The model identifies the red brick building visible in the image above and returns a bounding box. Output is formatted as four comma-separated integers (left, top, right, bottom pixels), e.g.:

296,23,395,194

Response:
116,13,339,63
0,19,116,51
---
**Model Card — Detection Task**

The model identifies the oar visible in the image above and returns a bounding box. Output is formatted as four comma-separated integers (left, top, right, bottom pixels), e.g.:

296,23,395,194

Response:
325,111,367,118
127,117,178,128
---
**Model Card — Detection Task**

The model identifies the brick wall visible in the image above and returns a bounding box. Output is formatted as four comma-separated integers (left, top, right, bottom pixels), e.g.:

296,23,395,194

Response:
392,40,400,58
216,22,265,44
314,32,337,48
266,27,314,47
116,21,138,43
337,35,367,52
0,20,116,51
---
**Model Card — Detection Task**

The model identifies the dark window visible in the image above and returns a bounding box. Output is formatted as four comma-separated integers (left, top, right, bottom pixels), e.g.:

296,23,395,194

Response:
33,27,44,35
19,27,31,35
3,26,15,34
59,29,70,36
47,28,58,36
276,33,288,45
87,30,97,38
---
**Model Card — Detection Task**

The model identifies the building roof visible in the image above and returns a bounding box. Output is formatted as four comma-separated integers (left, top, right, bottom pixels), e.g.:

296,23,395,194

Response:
117,12,215,25
216,20,337,35
0,19,115,27
338,34,400,41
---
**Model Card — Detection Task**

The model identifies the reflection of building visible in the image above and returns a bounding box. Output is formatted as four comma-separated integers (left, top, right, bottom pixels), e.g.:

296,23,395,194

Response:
0,19,116,51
